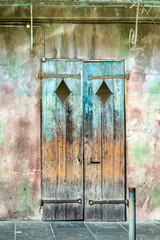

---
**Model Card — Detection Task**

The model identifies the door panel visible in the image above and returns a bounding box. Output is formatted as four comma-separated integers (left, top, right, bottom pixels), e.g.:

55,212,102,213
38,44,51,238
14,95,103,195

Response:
42,60,83,220
84,61,125,221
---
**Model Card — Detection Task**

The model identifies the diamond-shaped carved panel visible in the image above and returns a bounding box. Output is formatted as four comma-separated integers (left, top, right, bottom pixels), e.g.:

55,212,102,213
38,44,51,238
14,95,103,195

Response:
55,80,71,104
96,81,112,106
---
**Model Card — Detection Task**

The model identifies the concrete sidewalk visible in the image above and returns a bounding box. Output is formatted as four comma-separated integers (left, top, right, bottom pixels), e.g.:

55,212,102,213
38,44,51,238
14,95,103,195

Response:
0,221,159,240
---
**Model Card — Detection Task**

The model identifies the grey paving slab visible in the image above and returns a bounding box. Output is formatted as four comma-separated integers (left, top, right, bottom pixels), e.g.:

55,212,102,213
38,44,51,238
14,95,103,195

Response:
53,228,95,240
92,234,128,240
121,222,159,232
16,221,51,230
16,230,54,237
86,222,127,234
51,221,86,229
0,222,15,232
0,232,14,240
154,222,160,228
85,222,128,240
120,222,160,240
16,222,55,240
136,235,160,240
87,222,129,240
0,221,160,240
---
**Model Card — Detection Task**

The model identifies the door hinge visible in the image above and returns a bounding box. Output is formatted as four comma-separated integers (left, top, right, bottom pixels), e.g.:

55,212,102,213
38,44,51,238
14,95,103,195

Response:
38,73,81,79
89,199,129,207
40,199,82,206
88,74,130,81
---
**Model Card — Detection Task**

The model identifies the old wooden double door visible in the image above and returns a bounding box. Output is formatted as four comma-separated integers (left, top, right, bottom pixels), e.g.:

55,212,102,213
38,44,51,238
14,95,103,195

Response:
41,60,125,221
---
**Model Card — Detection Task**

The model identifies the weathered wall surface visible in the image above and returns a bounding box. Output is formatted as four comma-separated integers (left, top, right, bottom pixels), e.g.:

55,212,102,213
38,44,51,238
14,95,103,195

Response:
0,6,160,220
0,27,41,219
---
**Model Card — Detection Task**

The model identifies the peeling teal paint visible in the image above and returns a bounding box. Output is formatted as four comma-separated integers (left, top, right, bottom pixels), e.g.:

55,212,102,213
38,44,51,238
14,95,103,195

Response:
42,95,57,142
152,187,160,208
150,128,158,135
148,77,160,94
6,57,22,82
143,123,158,135
130,118,138,126
114,93,121,111
27,98,37,106
14,86,29,97
147,94,160,110
132,141,148,167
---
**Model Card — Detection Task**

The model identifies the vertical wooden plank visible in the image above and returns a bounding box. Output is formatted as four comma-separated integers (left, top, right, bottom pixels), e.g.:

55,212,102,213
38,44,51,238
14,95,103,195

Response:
42,60,83,220
102,61,115,221
64,60,83,220
112,61,125,221
84,61,125,222
42,60,66,220
84,62,103,221
42,60,58,199
101,61,125,221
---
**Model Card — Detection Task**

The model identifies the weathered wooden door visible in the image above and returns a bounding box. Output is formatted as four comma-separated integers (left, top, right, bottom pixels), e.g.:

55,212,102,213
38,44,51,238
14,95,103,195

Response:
41,60,125,221
84,61,125,221
41,60,83,220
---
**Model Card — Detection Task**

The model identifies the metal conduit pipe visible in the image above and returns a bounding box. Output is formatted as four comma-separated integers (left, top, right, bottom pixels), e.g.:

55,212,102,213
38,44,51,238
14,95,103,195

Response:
0,24,45,61
1,18,160,24
30,2,33,51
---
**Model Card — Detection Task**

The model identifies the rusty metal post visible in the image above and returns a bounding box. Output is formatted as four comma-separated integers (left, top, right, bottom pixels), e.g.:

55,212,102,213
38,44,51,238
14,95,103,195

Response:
129,188,136,240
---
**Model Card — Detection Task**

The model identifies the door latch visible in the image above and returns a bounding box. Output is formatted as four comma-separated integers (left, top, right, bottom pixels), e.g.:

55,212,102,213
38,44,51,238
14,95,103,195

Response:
77,156,80,163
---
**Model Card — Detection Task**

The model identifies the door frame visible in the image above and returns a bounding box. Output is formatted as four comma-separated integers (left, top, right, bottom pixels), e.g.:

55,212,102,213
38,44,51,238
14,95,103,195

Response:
39,58,127,221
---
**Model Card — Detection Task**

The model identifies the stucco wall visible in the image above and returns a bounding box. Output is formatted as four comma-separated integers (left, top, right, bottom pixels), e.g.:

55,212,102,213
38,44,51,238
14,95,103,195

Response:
0,22,160,220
